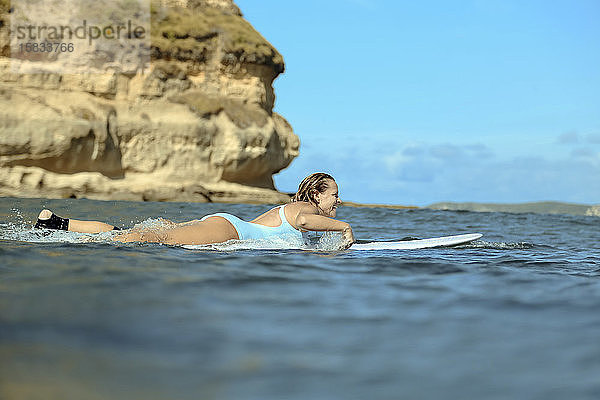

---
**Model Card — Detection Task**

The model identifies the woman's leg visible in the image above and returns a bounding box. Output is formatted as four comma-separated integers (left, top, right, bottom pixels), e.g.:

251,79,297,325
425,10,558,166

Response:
36,209,239,245
35,209,116,233
68,219,116,233
113,216,239,245
165,217,239,245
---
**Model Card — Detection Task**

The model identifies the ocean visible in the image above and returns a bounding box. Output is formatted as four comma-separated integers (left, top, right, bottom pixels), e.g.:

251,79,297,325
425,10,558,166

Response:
1,197,599,400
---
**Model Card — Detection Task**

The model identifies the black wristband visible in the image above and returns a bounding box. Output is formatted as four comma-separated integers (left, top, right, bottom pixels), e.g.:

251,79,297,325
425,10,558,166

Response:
34,213,69,230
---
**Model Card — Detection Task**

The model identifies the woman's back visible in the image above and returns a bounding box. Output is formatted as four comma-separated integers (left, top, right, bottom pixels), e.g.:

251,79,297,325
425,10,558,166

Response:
250,202,315,229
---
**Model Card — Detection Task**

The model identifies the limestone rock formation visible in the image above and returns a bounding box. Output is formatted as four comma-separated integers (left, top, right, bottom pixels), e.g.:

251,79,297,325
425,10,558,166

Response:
0,0,299,203
585,205,600,217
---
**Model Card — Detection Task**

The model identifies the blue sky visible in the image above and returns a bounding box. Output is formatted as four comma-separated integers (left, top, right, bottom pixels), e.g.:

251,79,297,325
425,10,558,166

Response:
236,0,600,205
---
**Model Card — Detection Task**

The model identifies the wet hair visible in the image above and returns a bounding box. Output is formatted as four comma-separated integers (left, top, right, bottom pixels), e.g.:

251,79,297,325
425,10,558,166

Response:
290,172,335,206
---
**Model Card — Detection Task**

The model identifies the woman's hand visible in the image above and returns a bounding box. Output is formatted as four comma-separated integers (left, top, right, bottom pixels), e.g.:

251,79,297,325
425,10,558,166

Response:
340,225,355,250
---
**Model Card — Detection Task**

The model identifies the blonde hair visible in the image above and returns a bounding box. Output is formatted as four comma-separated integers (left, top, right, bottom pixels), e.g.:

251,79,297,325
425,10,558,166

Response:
290,173,335,206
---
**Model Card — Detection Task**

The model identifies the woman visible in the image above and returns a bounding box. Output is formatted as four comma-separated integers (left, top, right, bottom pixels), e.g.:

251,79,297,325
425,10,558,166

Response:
34,173,356,249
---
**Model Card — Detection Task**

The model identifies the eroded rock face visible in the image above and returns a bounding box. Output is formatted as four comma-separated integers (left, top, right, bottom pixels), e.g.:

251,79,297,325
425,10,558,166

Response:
586,206,600,217
0,0,299,203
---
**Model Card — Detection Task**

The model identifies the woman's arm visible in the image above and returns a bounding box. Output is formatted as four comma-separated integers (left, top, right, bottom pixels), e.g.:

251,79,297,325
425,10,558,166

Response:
295,213,355,249
295,213,349,232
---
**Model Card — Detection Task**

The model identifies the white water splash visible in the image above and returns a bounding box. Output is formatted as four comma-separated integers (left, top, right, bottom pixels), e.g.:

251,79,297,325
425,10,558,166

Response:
466,240,534,250
0,222,89,243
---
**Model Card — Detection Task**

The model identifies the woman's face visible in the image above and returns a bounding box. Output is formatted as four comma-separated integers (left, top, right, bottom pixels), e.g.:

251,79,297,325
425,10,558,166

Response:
314,179,342,217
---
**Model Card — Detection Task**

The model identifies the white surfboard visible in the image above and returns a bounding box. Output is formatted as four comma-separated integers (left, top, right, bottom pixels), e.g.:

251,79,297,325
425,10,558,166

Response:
349,233,482,250
182,233,483,251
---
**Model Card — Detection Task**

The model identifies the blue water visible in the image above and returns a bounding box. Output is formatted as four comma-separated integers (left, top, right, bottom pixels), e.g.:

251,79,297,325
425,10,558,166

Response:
1,197,599,400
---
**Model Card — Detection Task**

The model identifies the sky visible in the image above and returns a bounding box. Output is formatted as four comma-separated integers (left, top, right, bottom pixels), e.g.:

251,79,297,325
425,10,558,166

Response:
236,0,600,206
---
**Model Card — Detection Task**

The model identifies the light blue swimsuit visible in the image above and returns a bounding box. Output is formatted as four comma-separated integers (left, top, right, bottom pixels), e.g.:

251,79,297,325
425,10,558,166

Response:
200,204,303,241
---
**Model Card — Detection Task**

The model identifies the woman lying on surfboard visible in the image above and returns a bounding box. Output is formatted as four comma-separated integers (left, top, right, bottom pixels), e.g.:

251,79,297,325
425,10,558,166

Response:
34,172,356,249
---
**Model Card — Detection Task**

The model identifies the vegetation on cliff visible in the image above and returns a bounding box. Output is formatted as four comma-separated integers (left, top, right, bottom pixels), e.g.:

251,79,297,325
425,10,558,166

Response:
0,0,9,57
151,1,284,71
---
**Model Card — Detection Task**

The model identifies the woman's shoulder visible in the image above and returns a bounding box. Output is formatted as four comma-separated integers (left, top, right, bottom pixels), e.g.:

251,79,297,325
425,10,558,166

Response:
284,201,318,215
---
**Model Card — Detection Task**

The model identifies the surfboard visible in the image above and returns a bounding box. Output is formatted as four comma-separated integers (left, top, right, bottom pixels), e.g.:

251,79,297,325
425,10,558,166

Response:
349,233,482,250
182,233,483,251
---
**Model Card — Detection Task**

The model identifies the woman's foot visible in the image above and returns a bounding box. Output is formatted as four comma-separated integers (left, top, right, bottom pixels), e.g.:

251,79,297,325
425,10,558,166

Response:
34,209,70,230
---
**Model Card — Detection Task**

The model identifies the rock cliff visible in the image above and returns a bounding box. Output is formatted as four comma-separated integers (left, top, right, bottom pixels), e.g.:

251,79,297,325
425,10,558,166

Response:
0,0,299,203
586,205,600,217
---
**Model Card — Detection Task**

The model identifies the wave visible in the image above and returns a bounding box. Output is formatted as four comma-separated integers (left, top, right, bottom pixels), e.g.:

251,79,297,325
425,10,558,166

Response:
464,240,535,250
0,222,117,244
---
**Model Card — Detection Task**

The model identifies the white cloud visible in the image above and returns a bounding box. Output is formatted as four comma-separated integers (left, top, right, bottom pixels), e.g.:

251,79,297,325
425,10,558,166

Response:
571,147,597,159
383,150,409,172
276,137,599,205
557,131,600,146
430,144,463,160
557,131,579,144
585,133,600,144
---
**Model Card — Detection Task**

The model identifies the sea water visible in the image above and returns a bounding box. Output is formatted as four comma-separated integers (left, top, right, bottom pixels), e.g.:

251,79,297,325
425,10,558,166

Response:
1,197,599,400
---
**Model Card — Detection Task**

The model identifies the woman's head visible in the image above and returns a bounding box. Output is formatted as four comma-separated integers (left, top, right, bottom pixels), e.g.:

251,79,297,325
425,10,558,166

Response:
291,172,341,217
